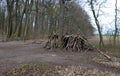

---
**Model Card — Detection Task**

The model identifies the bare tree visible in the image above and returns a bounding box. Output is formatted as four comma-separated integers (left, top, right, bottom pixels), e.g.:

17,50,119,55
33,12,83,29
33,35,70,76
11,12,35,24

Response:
0,1,5,35
1,0,94,41
15,0,28,37
114,0,118,44
6,0,15,39
88,0,106,47
23,0,33,41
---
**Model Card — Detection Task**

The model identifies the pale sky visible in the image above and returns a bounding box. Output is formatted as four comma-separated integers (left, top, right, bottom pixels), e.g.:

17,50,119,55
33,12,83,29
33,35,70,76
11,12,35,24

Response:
79,0,120,34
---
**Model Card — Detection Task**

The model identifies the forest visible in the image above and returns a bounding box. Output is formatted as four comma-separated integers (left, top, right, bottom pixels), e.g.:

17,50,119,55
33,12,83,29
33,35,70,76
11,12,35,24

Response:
0,0,120,76
0,0,93,40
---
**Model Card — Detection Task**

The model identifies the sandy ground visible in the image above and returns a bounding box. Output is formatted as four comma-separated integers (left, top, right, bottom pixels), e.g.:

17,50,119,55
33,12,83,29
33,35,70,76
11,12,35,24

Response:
0,40,120,75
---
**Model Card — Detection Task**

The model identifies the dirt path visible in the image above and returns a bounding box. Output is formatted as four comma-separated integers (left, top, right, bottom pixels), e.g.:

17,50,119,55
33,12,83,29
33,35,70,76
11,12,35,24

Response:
0,40,120,75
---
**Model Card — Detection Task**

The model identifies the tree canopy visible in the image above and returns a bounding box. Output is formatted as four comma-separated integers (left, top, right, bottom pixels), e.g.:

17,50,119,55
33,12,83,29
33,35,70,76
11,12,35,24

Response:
0,0,94,40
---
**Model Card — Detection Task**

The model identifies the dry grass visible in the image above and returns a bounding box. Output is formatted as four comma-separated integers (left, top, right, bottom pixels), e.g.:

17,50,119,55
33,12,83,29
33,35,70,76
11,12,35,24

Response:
4,63,120,76
88,35,120,57
93,54,120,69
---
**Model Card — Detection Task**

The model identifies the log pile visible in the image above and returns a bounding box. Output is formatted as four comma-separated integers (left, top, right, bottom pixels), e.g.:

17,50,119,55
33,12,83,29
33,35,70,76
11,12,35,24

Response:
44,34,59,49
44,34,92,52
62,35,113,54
61,35,91,52
44,34,112,61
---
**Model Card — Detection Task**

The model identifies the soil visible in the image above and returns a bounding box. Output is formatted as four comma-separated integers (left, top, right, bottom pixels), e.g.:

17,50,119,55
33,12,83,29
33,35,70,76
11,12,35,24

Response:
0,39,120,75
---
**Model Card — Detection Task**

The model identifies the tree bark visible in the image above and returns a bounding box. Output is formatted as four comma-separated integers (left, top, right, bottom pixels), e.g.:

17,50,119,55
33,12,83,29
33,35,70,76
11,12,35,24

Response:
23,0,33,41
6,0,14,39
90,0,104,47
114,0,118,44
15,0,27,37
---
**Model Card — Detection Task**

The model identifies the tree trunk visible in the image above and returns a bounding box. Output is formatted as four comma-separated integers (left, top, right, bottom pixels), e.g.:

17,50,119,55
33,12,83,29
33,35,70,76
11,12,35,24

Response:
90,0,104,47
15,0,27,37
6,0,14,39
114,0,118,44
59,0,65,37
23,0,33,41
14,0,19,34
34,0,39,34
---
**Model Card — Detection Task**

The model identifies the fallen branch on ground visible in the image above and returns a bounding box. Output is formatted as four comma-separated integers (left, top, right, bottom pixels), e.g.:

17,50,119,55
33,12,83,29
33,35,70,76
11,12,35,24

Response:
85,40,112,61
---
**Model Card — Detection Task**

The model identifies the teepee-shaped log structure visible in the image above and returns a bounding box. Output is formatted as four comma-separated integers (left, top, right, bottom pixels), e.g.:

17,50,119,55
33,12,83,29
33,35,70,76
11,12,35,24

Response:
44,34,112,61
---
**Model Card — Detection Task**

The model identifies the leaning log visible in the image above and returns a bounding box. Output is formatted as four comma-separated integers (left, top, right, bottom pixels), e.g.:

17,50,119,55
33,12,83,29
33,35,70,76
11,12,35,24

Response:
85,40,112,61
96,48,112,61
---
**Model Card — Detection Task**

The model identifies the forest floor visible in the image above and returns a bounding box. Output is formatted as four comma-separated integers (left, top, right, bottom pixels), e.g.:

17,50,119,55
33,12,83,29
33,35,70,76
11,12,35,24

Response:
0,38,120,75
